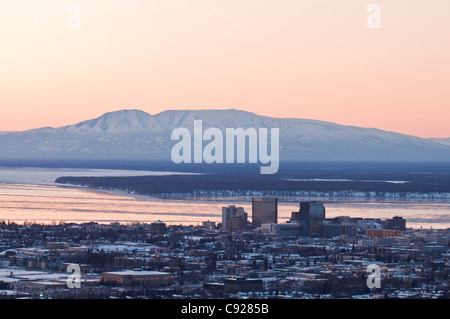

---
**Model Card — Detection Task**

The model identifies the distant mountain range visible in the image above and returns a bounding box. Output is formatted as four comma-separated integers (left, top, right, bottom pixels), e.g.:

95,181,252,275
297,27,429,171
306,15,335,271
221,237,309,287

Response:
0,109,449,162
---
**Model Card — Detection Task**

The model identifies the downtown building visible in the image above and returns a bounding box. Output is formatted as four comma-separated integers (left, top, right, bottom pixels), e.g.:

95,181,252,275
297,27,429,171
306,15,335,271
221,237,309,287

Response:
385,216,407,231
222,205,248,232
291,201,325,237
252,197,278,228
101,270,173,288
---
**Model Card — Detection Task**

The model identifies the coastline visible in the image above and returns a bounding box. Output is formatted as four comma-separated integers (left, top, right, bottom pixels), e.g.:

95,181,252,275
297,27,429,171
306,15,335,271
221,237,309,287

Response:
0,167,449,229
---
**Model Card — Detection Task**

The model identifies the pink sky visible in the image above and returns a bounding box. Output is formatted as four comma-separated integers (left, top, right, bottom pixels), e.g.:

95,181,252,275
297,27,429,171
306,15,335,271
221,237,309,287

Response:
1,0,449,138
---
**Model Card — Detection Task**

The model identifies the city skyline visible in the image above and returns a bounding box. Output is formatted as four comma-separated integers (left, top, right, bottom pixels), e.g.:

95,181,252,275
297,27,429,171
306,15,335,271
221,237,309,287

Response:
0,1,448,303
1,1,449,138
1,205,448,300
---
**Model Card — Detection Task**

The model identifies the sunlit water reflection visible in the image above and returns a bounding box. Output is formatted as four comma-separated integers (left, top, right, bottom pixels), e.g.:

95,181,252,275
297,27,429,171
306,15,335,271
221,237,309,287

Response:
0,183,448,229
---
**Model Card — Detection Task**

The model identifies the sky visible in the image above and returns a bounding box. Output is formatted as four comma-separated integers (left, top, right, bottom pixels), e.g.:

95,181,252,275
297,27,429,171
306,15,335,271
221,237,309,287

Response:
1,0,449,138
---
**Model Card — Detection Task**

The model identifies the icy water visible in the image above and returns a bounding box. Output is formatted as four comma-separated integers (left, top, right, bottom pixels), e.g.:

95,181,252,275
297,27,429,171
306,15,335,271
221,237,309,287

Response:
0,181,449,229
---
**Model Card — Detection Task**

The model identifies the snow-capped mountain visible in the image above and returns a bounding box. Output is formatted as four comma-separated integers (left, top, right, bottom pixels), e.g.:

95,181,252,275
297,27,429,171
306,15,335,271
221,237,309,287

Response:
0,109,449,162
427,137,450,146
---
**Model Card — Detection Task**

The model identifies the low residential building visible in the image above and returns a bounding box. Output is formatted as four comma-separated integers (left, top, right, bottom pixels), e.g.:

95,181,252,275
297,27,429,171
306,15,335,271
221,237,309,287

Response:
101,270,173,288
366,229,400,238
223,277,263,292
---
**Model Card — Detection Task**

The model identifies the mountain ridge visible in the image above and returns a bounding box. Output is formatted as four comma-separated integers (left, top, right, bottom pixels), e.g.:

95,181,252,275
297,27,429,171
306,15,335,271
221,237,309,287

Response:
0,109,449,162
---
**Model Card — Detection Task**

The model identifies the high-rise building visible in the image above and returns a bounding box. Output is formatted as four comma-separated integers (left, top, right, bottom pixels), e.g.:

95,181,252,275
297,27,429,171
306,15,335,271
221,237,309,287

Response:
322,222,343,238
385,216,406,231
292,201,325,237
252,197,278,228
222,205,247,232
229,214,248,233
202,220,216,230
150,220,166,234
305,201,325,236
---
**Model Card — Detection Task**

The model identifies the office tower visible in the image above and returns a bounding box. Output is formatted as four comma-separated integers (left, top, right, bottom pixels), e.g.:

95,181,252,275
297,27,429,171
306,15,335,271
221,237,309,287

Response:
322,222,343,238
385,216,406,231
150,220,166,235
252,197,278,228
304,201,325,236
222,205,247,232
202,220,216,230
229,213,248,233
292,201,325,237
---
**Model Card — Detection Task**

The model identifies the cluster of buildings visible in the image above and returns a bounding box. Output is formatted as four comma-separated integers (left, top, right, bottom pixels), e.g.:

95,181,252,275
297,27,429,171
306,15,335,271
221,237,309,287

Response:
0,198,448,299
220,198,407,240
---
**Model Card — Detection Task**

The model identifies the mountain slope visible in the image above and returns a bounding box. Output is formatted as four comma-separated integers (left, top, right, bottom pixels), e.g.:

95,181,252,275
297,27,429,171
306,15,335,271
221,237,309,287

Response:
0,109,449,162
428,137,450,146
